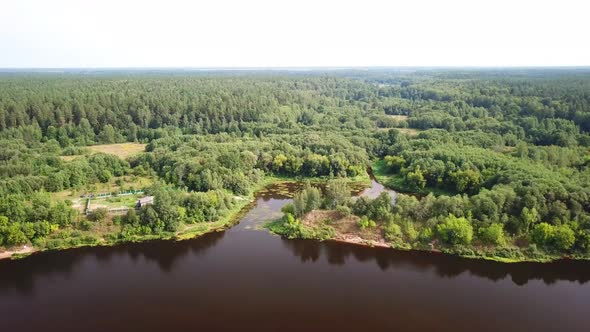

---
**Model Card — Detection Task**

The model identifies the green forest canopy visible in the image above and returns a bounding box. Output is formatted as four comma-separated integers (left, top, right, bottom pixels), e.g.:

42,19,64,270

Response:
1,68,590,256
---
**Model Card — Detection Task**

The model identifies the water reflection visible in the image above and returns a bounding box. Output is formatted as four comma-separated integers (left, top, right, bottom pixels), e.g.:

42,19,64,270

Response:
0,232,224,295
280,238,590,286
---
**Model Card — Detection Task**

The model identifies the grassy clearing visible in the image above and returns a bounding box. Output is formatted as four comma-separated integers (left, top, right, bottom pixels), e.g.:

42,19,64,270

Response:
61,143,147,161
89,194,143,210
377,127,422,136
60,155,80,162
386,114,409,121
49,175,154,213
87,143,147,158
396,128,421,136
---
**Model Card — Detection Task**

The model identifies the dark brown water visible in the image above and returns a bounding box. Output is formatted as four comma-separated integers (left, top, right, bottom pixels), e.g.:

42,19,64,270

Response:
1,184,590,332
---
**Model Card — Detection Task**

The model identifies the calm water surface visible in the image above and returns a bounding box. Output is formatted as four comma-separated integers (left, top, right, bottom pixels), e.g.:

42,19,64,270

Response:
1,183,590,331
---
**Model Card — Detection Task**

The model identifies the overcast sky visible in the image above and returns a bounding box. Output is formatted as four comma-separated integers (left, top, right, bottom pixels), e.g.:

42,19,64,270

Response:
1,0,588,68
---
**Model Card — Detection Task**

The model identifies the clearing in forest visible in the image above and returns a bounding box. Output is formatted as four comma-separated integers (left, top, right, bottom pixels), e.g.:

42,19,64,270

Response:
60,143,147,161
386,114,409,121
87,143,147,159
377,127,422,136
396,128,421,136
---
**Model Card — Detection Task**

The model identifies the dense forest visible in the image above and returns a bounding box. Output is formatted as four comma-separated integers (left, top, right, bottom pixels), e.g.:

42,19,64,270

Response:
1,69,590,261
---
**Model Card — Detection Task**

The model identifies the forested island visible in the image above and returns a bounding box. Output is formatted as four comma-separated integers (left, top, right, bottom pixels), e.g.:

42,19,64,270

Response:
1,68,590,262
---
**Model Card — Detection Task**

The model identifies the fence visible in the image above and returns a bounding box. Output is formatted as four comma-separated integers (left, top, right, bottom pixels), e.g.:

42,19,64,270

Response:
84,190,145,215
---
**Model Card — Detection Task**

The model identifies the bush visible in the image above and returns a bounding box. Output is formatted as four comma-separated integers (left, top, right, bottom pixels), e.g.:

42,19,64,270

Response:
283,213,304,239
531,223,576,251
418,227,434,244
384,155,406,173
436,214,473,245
79,220,93,231
491,247,524,260
336,205,351,217
575,230,590,253
384,222,402,243
479,223,506,246
402,221,419,242
281,203,295,215
88,208,108,222
358,216,377,230
553,225,575,251
531,223,554,246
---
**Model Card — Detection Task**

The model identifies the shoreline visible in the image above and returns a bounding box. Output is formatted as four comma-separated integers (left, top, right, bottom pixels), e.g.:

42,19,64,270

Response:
0,174,372,261
267,227,581,264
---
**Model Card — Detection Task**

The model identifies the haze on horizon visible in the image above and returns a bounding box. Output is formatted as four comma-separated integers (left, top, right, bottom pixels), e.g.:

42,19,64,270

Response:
1,0,588,68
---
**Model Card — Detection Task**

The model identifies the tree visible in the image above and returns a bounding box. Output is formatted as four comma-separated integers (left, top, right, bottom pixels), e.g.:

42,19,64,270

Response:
531,223,554,247
552,225,575,251
98,170,112,183
406,166,426,190
7,225,28,245
521,207,539,233
88,208,108,222
272,154,288,173
50,201,76,226
153,191,181,232
451,169,482,193
384,155,406,173
293,184,322,217
324,178,350,209
532,223,576,251
122,208,139,225
0,195,27,224
0,216,8,246
436,214,473,245
384,222,402,242
479,223,505,246
358,216,377,230
139,205,159,231
98,124,118,144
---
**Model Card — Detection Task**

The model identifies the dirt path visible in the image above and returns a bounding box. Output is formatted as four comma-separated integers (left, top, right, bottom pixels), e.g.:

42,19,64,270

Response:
0,246,36,260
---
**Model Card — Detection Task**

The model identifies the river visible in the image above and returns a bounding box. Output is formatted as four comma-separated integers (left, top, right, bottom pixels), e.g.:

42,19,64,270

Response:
1,182,590,331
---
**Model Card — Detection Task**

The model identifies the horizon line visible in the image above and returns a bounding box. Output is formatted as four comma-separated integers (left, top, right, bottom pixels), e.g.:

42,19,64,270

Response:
1,65,590,71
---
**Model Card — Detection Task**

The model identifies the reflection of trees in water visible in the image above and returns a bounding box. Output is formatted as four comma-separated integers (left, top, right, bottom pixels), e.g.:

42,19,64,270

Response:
0,232,224,295
281,239,320,263
281,238,590,286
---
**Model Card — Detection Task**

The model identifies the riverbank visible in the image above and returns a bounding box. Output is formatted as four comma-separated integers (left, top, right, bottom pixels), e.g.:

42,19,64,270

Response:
264,209,583,264
0,173,372,261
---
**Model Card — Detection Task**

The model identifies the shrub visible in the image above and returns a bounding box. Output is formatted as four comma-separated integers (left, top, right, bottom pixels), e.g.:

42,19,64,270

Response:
552,225,575,251
531,223,554,247
358,216,376,230
336,205,351,217
88,208,108,222
402,221,419,242
531,223,576,251
79,220,93,231
418,227,434,244
281,203,295,215
436,214,473,245
384,222,402,242
479,223,506,246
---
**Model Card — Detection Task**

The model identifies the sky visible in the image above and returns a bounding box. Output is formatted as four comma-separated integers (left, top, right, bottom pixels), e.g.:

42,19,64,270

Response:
0,0,589,68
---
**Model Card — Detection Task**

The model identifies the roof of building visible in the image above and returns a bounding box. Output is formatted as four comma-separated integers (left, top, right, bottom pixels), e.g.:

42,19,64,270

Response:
138,196,155,205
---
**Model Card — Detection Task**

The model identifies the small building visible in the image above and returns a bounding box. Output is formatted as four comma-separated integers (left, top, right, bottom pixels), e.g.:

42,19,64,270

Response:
136,196,154,209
